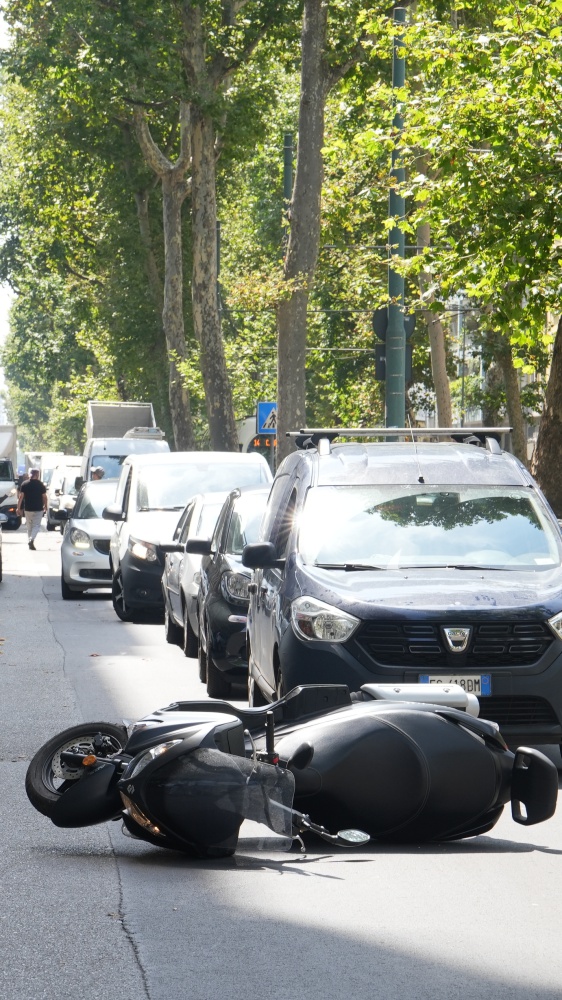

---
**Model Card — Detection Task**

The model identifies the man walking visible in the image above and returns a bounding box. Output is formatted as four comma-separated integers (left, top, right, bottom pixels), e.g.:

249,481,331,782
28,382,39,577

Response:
17,468,48,550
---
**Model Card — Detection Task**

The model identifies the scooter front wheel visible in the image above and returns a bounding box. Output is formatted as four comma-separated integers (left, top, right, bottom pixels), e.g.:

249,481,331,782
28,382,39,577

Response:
25,723,127,817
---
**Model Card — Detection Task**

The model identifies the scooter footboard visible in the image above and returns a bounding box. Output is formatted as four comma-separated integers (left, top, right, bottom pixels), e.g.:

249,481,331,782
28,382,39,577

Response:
511,747,558,826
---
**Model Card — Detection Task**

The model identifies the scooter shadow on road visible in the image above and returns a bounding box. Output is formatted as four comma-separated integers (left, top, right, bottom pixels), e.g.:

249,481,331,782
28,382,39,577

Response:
109,832,562,877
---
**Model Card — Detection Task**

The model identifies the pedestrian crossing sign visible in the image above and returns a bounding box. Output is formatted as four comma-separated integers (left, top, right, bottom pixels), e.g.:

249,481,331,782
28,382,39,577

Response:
257,402,277,434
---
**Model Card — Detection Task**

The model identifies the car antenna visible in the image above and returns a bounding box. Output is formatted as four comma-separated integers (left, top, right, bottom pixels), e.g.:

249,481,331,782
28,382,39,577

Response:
407,413,425,483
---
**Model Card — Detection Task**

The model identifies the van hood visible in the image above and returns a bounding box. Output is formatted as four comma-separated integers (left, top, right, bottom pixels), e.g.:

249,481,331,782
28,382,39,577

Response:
295,562,562,619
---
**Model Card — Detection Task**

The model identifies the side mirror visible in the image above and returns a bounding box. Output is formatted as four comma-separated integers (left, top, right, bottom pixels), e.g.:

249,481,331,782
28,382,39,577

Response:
159,542,185,553
53,509,69,521
185,537,212,555
54,489,61,496
102,503,125,521
242,541,284,569
74,476,84,491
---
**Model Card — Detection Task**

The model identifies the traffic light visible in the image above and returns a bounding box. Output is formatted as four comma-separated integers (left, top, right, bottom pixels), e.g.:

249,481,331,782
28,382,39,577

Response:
372,309,415,381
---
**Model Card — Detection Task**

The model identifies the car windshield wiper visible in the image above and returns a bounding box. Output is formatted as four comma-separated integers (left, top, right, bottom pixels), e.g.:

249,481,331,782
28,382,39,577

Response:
314,562,387,571
396,564,506,571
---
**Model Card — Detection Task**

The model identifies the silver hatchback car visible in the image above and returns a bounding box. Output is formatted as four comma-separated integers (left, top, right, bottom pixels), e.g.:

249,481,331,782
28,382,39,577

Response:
59,480,118,599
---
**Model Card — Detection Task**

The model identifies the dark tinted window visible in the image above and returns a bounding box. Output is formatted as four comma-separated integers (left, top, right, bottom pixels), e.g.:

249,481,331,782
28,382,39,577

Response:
225,493,268,554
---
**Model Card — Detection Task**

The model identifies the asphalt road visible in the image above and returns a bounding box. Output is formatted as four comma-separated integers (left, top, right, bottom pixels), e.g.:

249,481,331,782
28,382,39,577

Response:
2,524,562,1000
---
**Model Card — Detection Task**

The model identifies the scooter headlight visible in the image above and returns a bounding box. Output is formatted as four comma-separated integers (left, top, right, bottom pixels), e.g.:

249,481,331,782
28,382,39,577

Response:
126,740,183,780
120,794,164,836
291,596,360,642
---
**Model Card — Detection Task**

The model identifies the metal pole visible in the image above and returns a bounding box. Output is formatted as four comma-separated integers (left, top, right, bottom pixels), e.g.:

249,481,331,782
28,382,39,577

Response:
459,301,466,427
385,4,407,428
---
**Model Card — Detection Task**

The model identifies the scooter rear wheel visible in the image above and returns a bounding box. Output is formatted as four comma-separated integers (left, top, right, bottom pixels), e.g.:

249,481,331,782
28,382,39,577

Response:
25,723,127,818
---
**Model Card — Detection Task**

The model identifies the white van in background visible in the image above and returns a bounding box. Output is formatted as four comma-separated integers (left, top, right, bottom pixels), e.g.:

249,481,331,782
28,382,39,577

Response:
39,452,65,487
78,428,169,485
46,456,82,531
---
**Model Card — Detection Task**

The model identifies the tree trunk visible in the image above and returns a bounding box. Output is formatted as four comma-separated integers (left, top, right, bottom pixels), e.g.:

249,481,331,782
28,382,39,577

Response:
133,104,194,450
496,333,527,467
481,360,503,426
532,315,562,514
161,172,194,450
190,109,238,451
134,188,173,441
277,0,328,463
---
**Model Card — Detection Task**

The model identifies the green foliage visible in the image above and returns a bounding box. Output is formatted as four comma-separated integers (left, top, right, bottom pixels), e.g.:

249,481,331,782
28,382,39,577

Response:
0,0,560,445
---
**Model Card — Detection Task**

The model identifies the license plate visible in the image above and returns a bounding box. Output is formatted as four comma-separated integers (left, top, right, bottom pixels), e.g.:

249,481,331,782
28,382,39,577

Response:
419,674,491,696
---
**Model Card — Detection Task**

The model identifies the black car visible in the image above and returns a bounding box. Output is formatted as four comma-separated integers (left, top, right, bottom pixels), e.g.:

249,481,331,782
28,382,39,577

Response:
187,487,270,699
242,429,562,749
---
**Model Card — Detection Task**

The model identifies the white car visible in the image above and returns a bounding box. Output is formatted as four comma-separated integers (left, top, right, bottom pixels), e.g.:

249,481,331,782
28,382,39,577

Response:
59,480,118,599
162,492,229,654
46,457,82,530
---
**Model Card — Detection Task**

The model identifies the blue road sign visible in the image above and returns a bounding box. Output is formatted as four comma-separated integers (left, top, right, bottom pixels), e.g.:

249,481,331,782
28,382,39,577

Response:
257,402,277,434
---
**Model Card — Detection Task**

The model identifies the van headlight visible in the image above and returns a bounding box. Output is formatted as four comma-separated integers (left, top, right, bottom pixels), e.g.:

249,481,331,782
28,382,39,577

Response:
547,611,562,639
291,596,360,642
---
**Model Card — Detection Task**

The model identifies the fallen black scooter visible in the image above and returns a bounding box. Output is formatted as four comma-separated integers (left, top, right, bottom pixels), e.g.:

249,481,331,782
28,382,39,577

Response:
25,683,559,858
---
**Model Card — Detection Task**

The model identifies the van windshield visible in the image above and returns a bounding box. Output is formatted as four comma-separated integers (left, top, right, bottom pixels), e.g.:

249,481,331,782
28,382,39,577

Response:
136,463,269,511
91,455,129,479
298,485,562,571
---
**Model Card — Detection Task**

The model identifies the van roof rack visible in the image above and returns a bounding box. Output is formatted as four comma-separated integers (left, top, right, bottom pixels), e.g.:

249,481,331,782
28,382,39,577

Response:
287,427,512,455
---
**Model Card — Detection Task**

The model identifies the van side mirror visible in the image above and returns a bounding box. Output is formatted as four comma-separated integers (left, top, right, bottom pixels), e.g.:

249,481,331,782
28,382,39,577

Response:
74,476,84,490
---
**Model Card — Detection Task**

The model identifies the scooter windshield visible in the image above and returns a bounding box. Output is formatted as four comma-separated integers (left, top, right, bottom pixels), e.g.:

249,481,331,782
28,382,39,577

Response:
142,747,295,853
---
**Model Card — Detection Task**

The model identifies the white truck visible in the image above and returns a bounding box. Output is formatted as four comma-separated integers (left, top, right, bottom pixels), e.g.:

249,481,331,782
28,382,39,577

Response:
79,400,169,484
39,452,65,487
0,424,18,502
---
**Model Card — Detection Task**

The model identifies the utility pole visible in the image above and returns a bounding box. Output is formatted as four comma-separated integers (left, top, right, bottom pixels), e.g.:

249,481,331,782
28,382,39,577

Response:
385,4,407,428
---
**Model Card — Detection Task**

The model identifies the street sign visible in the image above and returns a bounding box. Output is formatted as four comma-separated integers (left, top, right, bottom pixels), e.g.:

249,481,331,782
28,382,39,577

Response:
257,402,277,434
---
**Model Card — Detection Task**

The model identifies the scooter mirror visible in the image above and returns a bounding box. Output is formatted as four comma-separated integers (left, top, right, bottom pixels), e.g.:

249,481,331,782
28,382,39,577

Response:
337,829,370,845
